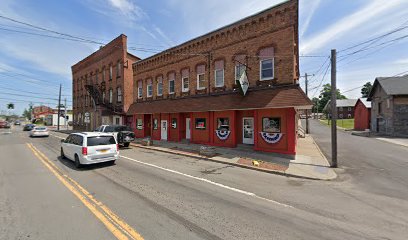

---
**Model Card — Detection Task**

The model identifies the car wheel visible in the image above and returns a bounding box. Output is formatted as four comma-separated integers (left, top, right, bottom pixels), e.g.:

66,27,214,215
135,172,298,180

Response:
109,160,116,165
124,142,130,147
60,148,66,159
74,155,81,169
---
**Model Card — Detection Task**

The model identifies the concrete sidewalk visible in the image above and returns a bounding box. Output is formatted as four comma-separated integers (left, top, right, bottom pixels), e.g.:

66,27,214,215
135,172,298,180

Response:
130,135,337,180
375,137,408,148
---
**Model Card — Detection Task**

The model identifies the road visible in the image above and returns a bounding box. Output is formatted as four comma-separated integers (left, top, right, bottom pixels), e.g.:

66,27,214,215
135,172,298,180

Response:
0,125,407,240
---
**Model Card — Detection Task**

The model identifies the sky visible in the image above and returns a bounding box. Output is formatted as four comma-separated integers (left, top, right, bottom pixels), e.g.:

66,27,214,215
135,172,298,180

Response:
0,0,407,115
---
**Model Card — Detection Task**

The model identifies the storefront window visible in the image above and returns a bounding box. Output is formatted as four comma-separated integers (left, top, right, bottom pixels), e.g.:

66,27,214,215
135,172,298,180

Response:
195,118,206,129
171,118,177,129
137,119,143,130
153,119,158,130
217,118,229,130
262,117,281,133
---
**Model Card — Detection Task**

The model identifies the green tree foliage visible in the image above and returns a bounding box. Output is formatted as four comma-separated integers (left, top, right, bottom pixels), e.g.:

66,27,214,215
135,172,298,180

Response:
22,108,32,119
315,84,347,112
361,82,373,98
7,103,14,110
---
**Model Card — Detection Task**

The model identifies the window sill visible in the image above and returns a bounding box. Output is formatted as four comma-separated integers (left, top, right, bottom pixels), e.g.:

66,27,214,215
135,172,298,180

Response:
260,77,274,81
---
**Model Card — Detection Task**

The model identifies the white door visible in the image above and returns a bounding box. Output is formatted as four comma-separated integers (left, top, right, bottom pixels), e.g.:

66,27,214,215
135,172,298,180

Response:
242,117,254,144
186,118,191,139
161,120,168,140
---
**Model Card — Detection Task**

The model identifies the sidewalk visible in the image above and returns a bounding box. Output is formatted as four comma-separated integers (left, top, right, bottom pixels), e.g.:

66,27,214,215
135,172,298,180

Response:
375,137,408,148
130,135,337,180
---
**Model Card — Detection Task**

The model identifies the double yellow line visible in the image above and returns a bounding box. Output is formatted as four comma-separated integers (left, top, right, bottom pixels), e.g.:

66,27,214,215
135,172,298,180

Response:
26,143,144,240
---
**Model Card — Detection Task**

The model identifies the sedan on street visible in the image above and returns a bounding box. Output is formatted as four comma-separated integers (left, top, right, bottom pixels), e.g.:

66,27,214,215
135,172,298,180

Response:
29,126,49,137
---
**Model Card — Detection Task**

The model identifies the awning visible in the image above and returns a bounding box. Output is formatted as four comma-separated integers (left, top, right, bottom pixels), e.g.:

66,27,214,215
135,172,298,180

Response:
127,85,312,115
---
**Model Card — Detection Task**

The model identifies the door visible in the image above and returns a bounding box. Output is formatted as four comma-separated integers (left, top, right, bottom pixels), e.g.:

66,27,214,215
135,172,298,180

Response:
161,120,168,140
186,118,191,139
242,117,254,144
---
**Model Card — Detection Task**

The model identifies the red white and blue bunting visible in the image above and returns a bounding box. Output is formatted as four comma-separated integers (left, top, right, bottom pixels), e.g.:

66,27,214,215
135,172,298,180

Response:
215,130,231,141
260,132,283,144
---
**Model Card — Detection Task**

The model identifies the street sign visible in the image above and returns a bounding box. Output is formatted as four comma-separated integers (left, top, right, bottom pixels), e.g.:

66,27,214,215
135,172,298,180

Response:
84,116,90,123
84,112,90,117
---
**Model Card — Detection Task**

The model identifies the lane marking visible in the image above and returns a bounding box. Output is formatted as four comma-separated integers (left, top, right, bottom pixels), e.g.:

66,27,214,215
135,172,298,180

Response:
32,144,143,240
27,143,144,240
120,155,293,208
49,133,293,207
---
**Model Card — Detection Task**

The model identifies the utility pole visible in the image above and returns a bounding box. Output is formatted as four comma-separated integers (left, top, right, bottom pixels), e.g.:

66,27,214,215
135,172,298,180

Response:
303,73,314,134
57,84,61,131
330,49,338,168
64,98,67,129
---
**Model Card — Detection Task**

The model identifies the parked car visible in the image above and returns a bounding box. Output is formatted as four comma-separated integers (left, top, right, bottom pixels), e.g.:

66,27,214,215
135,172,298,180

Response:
60,132,119,168
0,121,7,128
23,124,36,131
30,126,49,137
14,120,21,125
95,125,135,147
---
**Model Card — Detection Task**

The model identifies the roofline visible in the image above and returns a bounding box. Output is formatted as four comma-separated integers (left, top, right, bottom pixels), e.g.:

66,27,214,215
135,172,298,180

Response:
132,0,293,66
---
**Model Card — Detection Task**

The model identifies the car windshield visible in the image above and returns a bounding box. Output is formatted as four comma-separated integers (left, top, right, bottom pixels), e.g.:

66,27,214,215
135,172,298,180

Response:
114,126,132,131
35,127,47,130
87,136,116,146
104,126,114,132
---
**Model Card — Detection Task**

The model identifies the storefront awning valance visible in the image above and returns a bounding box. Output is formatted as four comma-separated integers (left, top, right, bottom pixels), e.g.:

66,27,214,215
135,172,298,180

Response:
127,85,312,115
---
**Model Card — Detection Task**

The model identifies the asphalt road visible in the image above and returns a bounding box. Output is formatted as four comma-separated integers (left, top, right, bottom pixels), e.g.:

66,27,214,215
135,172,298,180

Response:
1,124,407,240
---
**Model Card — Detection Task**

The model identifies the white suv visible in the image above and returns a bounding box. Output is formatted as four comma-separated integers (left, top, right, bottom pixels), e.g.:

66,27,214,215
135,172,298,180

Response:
60,132,119,168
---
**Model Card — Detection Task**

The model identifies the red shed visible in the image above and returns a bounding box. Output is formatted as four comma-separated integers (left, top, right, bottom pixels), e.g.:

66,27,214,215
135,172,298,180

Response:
354,98,371,130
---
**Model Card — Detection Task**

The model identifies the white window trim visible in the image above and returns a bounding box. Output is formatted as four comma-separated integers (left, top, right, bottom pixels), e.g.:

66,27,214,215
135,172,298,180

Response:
117,88,122,103
109,89,113,103
214,69,224,87
182,77,189,92
157,79,163,96
147,83,152,97
169,79,175,94
109,65,113,80
259,58,274,81
196,73,206,90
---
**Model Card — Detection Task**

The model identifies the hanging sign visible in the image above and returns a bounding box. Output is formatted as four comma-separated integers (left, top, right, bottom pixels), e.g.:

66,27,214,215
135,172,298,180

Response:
260,132,283,144
236,71,249,96
215,130,231,141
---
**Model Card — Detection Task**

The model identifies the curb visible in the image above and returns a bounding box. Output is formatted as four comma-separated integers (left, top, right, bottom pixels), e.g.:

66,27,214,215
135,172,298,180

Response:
130,143,323,181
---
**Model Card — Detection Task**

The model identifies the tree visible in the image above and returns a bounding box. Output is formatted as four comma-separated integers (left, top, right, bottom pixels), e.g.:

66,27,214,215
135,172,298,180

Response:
317,84,347,113
361,82,373,98
7,103,14,110
22,108,32,119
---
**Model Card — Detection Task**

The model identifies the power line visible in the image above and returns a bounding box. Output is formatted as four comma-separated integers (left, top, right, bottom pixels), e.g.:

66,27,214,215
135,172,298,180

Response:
310,61,331,98
0,90,72,102
0,97,71,107
0,84,71,97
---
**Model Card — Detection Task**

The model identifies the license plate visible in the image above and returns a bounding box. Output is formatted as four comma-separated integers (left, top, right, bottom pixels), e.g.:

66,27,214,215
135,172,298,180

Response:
99,149,108,153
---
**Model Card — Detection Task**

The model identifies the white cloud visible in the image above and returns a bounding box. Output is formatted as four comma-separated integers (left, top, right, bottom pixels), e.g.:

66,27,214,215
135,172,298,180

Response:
154,26,174,47
299,0,321,38
393,57,408,65
107,0,146,21
300,0,404,54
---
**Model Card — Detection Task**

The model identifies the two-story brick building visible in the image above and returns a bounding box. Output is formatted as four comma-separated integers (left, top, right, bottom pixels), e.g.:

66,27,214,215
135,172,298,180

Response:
127,0,312,155
71,34,140,131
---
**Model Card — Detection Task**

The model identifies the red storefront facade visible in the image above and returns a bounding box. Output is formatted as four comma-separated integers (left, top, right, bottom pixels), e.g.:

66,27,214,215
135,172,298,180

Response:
127,0,312,155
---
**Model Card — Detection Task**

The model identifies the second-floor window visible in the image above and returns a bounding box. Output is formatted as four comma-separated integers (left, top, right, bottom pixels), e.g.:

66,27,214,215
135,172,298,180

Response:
157,76,163,96
182,69,189,92
259,47,274,80
117,87,122,103
214,60,224,87
102,68,106,81
168,73,175,94
102,91,106,103
196,65,206,90
348,107,351,111
109,89,113,103
137,81,143,99
235,64,246,82
116,61,121,77
147,79,153,97
109,65,113,80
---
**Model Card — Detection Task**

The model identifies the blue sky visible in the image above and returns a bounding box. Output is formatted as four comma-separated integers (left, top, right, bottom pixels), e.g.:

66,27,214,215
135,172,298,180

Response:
0,0,407,114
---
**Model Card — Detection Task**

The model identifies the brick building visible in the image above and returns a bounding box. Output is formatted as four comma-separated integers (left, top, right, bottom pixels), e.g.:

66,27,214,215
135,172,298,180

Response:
71,34,139,131
368,76,408,136
324,99,358,119
32,105,54,119
127,0,312,155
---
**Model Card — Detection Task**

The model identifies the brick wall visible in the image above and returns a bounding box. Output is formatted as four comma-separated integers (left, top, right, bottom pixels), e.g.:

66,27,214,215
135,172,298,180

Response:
132,0,298,103
71,34,139,129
